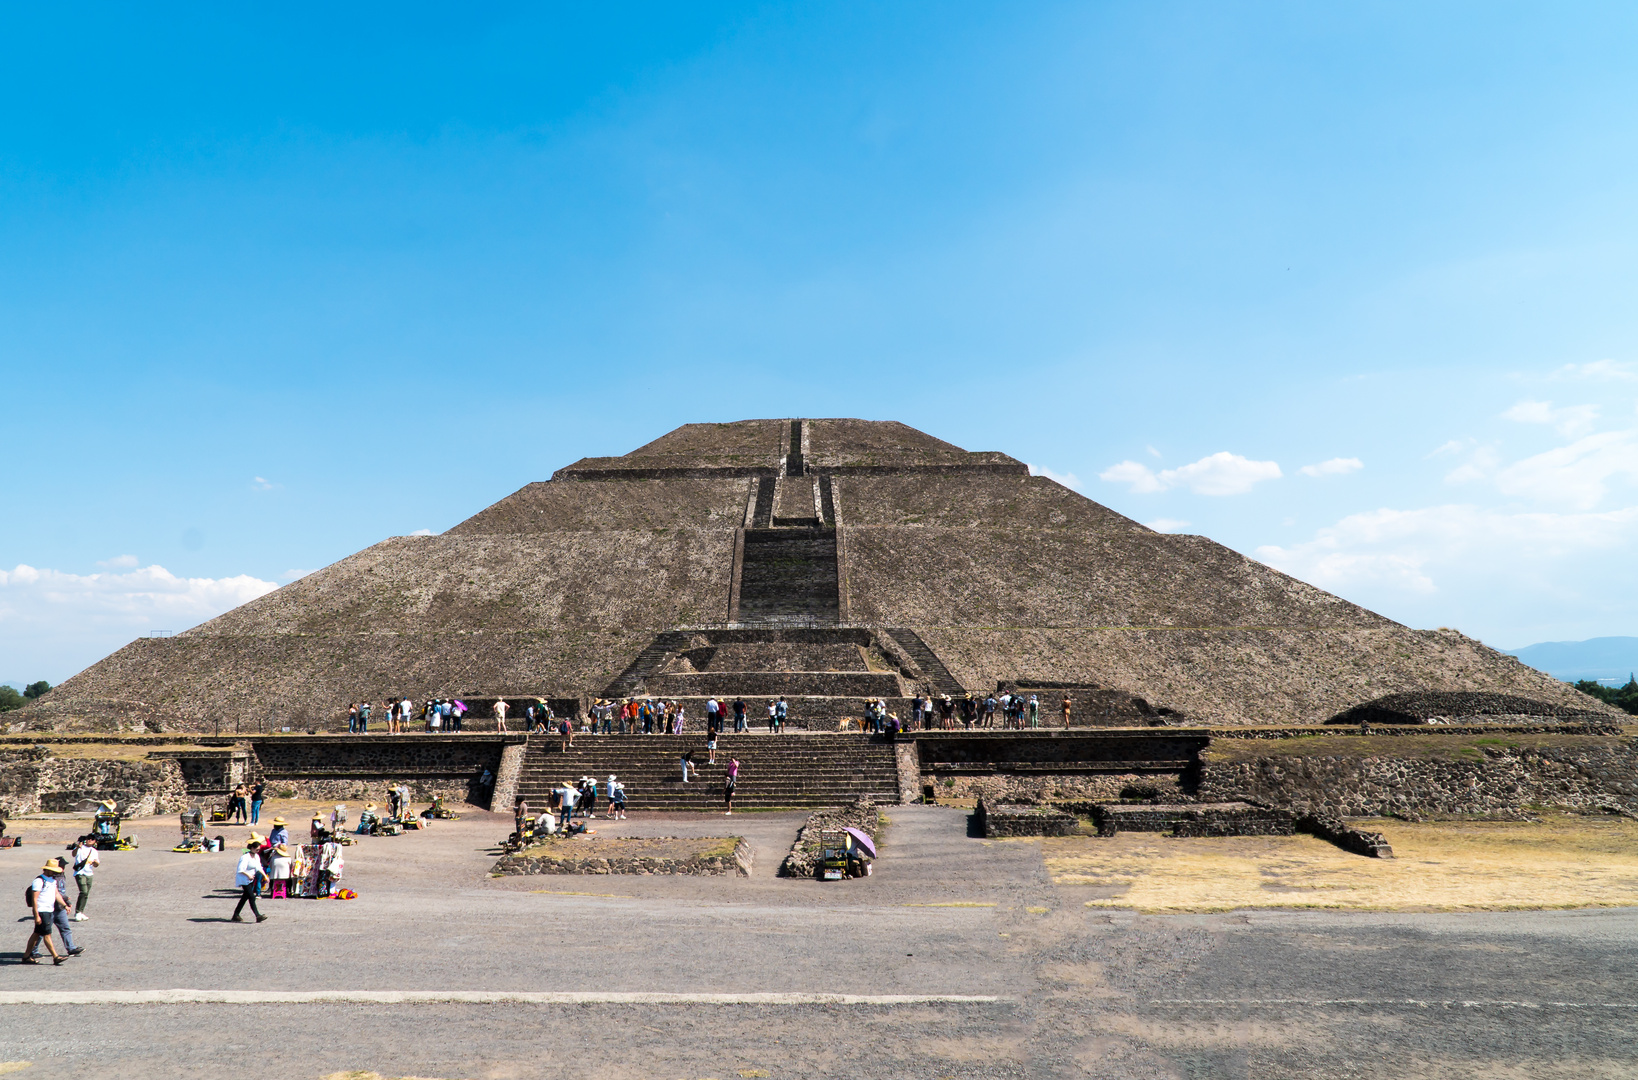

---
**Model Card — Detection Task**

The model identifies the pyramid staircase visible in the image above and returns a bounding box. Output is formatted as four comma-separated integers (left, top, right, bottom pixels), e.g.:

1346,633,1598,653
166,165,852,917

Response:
514,732,901,811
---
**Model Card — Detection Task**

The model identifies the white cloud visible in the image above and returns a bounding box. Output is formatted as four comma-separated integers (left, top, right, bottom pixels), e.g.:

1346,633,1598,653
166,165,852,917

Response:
1444,445,1501,485
251,476,278,491
1098,460,1165,494
1102,451,1283,496
1257,504,1638,596
1494,430,1638,510
0,562,278,634
1029,465,1083,491
1502,399,1600,437
96,554,139,569
1299,457,1363,478
1552,359,1638,382
1144,518,1192,533
407,528,435,537
1427,439,1470,458
1145,445,1162,459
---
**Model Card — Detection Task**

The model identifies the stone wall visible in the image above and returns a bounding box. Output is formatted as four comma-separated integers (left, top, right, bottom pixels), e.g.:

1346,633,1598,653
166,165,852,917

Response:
1198,738,1638,817
0,749,189,817
931,772,1186,806
975,800,1078,837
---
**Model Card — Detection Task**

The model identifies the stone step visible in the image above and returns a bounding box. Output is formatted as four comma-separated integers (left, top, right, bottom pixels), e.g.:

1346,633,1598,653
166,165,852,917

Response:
737,528,839,622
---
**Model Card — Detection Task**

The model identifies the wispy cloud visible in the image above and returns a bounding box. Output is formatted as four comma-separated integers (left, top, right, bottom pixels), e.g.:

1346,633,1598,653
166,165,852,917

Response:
1551,359,1638,382
1144,518,1192,533
1100,452,1282,496
1299,457,1363,478
0,563,278,631
1257,504,1638,596
1029,465,1083,491
1502,399,1600,437
251,476,278,491
1494,430,1638,510
95,554,139,569
407,528,434,537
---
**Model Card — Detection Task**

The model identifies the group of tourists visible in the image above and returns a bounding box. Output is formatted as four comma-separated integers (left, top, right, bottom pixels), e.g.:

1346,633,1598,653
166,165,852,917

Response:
860,691,1071,732
346,698,469,734
582,696,791,737
21,835,98,964
514,774,628,837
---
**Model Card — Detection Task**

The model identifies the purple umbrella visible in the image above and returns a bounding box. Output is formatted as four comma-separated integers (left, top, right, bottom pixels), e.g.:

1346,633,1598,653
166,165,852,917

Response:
843,827,876,859
453,700,467,711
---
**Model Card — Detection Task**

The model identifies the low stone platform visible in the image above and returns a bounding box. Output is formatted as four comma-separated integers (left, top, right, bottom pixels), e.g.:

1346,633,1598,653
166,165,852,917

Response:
975,800,1079,838
1090,801,1295,838
492,835,753,876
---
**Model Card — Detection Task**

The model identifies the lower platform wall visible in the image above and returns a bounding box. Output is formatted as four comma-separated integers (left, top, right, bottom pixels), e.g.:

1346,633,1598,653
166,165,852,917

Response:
1198,740,1638,817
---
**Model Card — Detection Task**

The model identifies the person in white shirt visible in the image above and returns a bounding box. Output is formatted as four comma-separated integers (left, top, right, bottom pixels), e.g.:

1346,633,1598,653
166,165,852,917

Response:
232,837,269,923
24,858,66,964
71,836,99,920
494,699,509,733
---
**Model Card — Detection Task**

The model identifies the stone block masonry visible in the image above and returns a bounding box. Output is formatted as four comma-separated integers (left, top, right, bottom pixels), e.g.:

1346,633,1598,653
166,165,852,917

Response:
0,747,189,817
1088,802,1293,838
1198,734,1638,818
975,800,1079,837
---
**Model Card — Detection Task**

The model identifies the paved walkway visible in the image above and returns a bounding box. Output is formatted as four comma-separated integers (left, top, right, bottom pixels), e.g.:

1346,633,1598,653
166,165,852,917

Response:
0,802,1634,1078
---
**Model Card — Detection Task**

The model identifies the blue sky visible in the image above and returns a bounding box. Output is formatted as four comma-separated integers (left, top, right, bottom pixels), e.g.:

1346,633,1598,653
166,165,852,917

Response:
3,2,1638,684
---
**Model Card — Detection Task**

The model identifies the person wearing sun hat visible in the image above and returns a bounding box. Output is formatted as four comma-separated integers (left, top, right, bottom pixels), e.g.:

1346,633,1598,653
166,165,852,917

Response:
231,836,269,923
23,858,68,964
267,816,289,847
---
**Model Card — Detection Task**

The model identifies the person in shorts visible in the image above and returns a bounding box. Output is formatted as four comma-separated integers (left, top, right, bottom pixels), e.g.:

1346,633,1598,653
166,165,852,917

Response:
706,714,719,764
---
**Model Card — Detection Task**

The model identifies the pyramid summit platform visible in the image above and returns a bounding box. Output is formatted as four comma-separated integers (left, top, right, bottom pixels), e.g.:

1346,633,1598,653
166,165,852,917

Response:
24,417,1593,732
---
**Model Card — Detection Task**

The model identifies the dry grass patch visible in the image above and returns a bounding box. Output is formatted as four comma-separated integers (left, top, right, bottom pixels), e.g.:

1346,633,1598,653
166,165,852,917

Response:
1043,814,1638,911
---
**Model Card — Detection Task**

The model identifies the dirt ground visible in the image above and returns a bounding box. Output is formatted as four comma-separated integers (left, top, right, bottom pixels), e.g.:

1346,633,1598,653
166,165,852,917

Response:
2,802,1637,1078
1044,813,1638,911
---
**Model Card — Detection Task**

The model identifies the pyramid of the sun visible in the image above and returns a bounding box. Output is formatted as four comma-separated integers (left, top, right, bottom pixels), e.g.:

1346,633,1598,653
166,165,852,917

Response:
36,418,1586,729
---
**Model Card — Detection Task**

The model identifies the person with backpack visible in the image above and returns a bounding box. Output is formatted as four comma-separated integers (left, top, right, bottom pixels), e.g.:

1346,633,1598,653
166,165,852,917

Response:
71,835,99,919
23,858,70,964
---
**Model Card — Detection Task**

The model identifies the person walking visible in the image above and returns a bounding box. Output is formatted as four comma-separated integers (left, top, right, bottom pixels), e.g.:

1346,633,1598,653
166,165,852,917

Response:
249,779,266,825
23,858,68,964
494,699,509,733
1061,695,1072,728
231,837,269,923
559,715,574,752
71,835,99,920
724,758,739,815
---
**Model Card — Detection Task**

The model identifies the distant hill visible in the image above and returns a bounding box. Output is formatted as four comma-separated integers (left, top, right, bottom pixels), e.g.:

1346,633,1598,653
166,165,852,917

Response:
1504,637,1638,684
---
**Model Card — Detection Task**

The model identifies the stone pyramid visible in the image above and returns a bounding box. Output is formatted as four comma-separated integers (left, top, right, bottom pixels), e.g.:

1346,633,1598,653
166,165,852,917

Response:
28,418,1590,731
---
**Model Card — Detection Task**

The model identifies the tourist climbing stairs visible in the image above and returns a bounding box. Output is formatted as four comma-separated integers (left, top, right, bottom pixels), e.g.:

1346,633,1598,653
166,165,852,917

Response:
514,732,899,811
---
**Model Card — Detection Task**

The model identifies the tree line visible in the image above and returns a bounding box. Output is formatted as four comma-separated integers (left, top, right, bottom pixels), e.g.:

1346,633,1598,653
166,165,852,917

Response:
1575,677,1638,716
0,681,50,711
